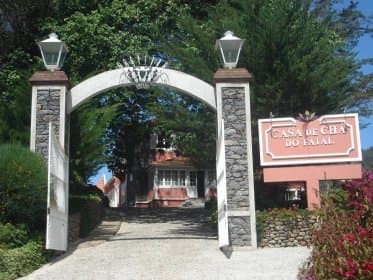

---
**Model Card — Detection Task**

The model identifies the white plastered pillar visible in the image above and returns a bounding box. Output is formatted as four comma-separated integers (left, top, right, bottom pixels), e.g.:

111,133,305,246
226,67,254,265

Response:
29,71,70,160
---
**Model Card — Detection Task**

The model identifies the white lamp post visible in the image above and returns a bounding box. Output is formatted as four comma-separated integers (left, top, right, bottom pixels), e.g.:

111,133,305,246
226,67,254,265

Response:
215,31,245,69
37,33,68,71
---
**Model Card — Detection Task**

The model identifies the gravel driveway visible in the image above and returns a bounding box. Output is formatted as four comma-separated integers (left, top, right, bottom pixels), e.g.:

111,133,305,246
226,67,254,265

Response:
22,208,310,280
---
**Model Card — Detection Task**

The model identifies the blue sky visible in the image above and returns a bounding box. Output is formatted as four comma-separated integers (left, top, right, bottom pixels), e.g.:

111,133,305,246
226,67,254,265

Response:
89,1,372,185
355,0,372,150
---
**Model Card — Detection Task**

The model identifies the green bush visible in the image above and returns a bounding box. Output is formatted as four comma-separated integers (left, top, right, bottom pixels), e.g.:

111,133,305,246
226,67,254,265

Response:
0,144,47,229
0,241,47,280
209,200,218,227
299,171,373,279
69,194,102,237
0,223,28,249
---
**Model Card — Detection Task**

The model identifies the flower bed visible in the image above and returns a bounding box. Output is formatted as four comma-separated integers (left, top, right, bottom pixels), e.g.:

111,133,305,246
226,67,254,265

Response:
299,171,373,280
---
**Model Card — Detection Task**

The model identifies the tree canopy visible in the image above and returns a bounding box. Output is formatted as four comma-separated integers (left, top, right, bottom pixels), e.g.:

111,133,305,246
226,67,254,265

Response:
0,0,371,184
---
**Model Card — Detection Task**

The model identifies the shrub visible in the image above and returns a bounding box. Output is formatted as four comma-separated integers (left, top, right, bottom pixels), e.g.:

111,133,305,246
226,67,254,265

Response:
69,194,103,237
0,144,47,229
0,241,47,280
0,223,28,249
299,171,373,280
209,200,218,226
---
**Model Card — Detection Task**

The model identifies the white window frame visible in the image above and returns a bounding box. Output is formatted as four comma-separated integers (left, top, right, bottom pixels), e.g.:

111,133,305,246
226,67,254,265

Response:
157,169,189,188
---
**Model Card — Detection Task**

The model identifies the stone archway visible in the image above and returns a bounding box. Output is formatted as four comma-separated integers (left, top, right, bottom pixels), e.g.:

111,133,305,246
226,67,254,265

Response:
29,67,257,251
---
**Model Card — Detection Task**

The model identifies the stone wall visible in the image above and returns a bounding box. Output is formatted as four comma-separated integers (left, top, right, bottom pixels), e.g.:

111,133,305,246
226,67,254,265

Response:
259,215,319,247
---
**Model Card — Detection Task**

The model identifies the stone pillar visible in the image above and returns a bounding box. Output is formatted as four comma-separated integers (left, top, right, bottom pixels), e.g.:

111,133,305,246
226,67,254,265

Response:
214,68,257,248
29,71,70,161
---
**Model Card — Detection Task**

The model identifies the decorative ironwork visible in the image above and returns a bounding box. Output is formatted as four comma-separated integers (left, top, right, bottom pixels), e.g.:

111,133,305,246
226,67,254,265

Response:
298,110,317,122
117,55,168,89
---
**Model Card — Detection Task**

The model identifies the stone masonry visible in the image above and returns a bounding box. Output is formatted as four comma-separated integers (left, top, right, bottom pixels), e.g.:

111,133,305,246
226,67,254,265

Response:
35,89,61,160
260,215,319,247
222,87,252,246
222,88,250,209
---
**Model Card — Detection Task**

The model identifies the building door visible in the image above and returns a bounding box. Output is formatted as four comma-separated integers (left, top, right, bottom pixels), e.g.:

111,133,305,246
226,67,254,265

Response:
197,171,205,198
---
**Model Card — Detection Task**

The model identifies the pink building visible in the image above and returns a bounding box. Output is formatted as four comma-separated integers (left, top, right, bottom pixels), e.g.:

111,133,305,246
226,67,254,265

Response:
146,150,216,207
97,150,216,208
96,175,127,208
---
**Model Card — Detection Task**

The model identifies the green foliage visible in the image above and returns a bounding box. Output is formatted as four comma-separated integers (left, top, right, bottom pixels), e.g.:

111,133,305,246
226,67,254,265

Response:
0,241,47,280
147,90,216,168
258,207,311,220
321,184,349,210
209,200,218,226
0,144,47,229
69,194,103,237
255,210,266,244
0,50,41,145
299,172,373,279
44,0,217,177
69,98,119,186
0,0,50,59
167,0,368,119
0,0,371,184
0,223,28,249
363,147,373,171
44,0,189,83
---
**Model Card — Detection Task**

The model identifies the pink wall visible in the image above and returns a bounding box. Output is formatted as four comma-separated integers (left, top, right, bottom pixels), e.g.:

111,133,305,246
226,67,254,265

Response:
263,163,362,209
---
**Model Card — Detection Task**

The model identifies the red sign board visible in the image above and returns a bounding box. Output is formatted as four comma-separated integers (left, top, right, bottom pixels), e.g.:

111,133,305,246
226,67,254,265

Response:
258,113,362,166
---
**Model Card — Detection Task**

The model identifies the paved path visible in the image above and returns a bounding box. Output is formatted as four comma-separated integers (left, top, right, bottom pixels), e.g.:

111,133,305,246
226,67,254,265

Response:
22,208,310,280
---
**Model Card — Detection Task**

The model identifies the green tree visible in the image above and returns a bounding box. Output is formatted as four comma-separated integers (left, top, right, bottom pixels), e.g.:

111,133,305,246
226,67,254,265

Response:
0,51,41,145
362,147,373,171
0,144,47,229
163,0,372,173
0,0,371,184
69,98,119,186
148,89,216,168
45,0,216,178
165,0,370,118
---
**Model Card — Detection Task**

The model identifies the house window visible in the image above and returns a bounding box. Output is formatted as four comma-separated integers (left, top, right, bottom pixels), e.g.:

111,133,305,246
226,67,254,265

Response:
157,170,188,187
158,170,164,186
190,171,197,186
179,171,185,186
285,189,301,201
172,170,178,186
164,170,171,185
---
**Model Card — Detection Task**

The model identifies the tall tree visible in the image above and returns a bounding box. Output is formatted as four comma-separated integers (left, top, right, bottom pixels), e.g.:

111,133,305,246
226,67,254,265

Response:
165,0,370,118
0,0,370,184
163,0,372,169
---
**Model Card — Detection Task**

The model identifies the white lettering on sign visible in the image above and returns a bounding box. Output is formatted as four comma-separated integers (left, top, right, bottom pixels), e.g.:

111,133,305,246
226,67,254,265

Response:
320,125,347,135
271,124,346,148
272,128,303,138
